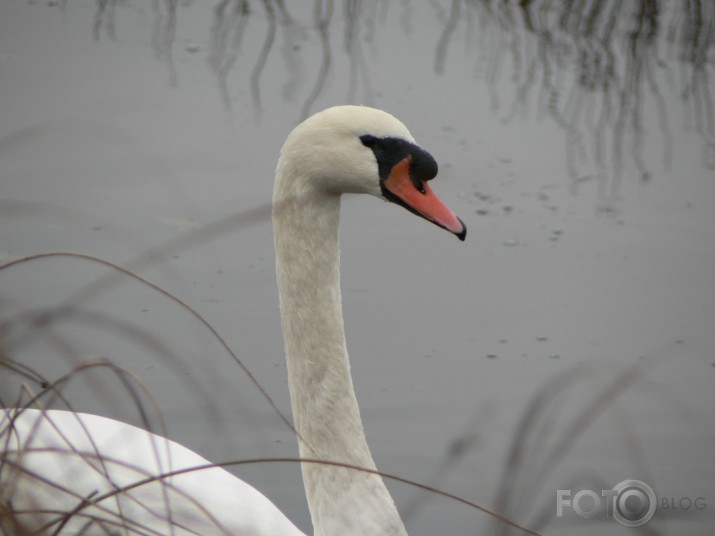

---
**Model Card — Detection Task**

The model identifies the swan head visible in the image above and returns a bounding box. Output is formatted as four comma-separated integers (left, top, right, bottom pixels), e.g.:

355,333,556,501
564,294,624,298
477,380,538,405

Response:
276,105,466,240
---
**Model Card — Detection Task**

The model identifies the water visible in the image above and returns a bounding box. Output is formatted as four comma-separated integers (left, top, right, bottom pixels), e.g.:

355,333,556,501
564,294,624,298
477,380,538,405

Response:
1,1,714,534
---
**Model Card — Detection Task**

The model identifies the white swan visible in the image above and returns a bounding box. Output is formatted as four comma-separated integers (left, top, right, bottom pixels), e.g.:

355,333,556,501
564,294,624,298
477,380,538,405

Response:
1,105,465,535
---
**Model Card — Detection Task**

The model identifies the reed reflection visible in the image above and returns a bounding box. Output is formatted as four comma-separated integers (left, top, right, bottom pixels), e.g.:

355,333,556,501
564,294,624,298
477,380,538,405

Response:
436,0,713,204
89,0,713,194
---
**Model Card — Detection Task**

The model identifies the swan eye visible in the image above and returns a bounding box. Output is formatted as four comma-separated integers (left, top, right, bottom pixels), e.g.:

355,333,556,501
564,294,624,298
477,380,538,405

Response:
360,134,377,148
360,135,438,187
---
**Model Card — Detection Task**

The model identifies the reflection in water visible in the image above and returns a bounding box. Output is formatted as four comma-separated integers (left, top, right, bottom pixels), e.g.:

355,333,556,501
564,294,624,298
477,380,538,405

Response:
250,0,278,115
343,0,376,106
86,0,713,201
674,0,715,167
465,1,713,201
300,0,334,119
437,1,714,207
151,0,179,87
208,0,307,115
209,0,250,111
93,0,116,41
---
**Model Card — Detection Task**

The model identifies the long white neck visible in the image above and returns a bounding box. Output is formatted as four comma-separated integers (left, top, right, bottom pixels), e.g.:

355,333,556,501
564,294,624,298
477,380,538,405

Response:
273,173,407,535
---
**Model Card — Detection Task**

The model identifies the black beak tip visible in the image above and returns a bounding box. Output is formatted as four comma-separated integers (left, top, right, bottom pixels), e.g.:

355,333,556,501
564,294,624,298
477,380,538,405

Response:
455,219,467,241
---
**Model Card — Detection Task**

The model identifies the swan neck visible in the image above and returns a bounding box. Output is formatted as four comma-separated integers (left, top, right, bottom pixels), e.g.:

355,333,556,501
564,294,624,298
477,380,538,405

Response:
273,188,407,535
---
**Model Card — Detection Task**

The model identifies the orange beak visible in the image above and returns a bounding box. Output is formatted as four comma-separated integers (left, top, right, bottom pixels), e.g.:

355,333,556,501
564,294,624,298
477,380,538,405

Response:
382,156,466,240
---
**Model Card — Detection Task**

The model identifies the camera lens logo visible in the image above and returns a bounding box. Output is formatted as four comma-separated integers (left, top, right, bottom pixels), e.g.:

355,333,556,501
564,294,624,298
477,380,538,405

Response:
612,479,657,527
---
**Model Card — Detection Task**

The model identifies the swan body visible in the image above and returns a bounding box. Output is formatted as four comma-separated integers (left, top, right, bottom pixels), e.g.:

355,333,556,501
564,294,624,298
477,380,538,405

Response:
1,105,465,535
1,409,305,535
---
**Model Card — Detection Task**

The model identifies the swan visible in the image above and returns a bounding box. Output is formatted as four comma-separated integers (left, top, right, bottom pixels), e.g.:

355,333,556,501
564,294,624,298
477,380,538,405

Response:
1,105,466,535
